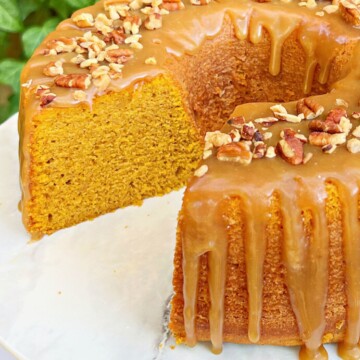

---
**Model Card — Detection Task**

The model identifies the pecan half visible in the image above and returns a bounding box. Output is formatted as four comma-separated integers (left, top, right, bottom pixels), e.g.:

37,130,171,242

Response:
55,74,92,90
276,134,304,165
309,119,342,134
309,132,347,146
217,142,252,165
296,98,324,120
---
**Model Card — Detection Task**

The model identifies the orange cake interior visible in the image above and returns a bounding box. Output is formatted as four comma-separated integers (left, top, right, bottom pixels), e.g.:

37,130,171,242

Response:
19,0,359,239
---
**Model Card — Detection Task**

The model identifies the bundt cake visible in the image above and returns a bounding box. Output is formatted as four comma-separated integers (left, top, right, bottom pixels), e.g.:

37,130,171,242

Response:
19,0,358,239
170,38,360,360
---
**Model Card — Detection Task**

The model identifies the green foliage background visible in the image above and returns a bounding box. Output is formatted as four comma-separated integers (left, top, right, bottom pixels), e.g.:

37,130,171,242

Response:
0,0,97,124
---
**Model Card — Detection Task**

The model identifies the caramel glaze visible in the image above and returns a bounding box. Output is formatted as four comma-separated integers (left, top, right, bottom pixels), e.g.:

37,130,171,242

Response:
18,0,360,238
182,71,360,360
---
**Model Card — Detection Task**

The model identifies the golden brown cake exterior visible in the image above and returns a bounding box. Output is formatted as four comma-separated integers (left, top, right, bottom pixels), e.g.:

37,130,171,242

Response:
19,0,360,238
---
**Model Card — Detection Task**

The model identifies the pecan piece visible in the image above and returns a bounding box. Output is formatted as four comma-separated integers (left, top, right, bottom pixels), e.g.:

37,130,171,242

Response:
296,98,324,120
217,142,252,165
253,141,267,159
326,108,347,124
322,144,337,154
308,119,342,134
339,0,360,26
205,131,232,147
162,0,185,11
104,30,126,45
276,134,304,165
308,132,347,146
55,74,92,90
40,92,57,107
347,138,360,153
123,15,142,34
194,164,208,177
254,117,278,126
105,48,134,64
227,116,245,128
241,123,255,140
144,13,162,30
73,13,94,28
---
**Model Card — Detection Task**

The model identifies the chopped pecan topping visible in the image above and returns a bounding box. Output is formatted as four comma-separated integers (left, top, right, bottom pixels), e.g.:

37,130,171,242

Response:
43,60,64,77
265,146,276,158
253,130,264,142
55,74,92,90
347,138,360,153
73,90,87,101
35,84,50,97
105,48,134,64
217,142,253,165
104,30,127,44
191,0,212,5
144,13,162,30
229,129,241,142
95,13,114,34
308,132,347,146
162,0,185,11
303,152,313,164
45,37,77,54
352,112,360,119
241,123,256,140
309,119,342,134
335,98,349,108
254,116,278,126
205,131,232,147
322,144,337,154
73,13,95,28
352,125,360,138
253,141,267,159
296,98,324,120
227,116,245,128
339,0,360,26
123,15,142,34
276,130,304,165
326,108,347,124
194,164,208,177
145,57,157,65
203,149,212,160
40,92,57,107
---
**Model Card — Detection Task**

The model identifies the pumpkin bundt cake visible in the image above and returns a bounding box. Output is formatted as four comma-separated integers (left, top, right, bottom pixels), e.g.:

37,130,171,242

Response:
170,14,360,360
19,0,359,239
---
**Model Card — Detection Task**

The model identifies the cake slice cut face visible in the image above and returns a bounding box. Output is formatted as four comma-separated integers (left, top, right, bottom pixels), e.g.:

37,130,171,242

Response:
19,0,360,238
170,84,360,358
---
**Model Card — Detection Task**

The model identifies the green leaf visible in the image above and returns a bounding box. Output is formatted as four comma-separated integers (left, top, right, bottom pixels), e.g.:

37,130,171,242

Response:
0,59,25,95
64,0,95,9
0,0,23,32
49,0,73,19
0,32,10,59
21,17,59,58
17,0,41,21
0,94,19,124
